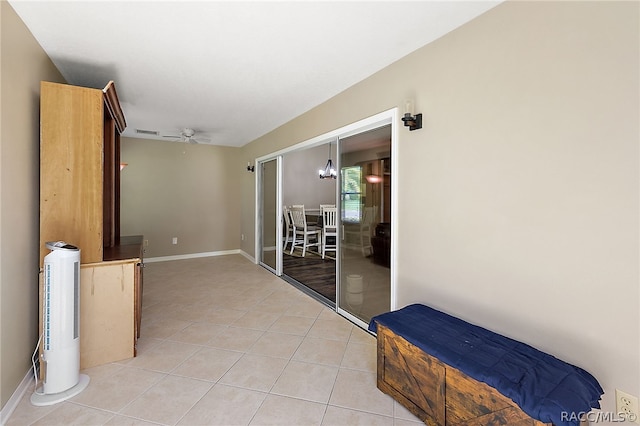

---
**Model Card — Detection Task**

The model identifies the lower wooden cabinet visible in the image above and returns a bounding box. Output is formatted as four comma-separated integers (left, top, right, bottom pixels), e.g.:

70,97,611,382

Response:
79,260,137,369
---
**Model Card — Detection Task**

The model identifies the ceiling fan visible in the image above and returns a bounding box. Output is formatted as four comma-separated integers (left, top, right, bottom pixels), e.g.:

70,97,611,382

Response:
162,128,211,144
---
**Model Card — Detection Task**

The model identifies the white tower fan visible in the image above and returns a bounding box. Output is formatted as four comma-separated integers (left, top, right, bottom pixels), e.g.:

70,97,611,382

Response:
31,241,89,406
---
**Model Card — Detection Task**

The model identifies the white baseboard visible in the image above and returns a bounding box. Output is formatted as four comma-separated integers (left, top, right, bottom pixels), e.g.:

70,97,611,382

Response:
239,250,256,263
144,249,243,263
0,368,34,426
143,249,258,265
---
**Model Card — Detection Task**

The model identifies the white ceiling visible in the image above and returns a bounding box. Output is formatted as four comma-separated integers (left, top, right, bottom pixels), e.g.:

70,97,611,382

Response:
9,0,501,147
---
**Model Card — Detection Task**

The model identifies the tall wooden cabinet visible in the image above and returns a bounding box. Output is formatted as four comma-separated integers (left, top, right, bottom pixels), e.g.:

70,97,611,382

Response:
39,81,142,369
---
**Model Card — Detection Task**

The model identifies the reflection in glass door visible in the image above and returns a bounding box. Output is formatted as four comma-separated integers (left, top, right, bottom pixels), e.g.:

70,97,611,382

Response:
338,126,391,326
259,158,279,273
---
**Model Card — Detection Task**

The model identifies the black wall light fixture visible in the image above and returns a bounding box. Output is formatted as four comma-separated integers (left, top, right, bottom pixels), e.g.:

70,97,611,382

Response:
402,99,422,131
247,162,255,172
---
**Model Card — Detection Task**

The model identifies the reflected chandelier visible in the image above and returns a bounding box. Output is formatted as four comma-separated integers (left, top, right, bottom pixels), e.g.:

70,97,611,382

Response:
319,142,337,179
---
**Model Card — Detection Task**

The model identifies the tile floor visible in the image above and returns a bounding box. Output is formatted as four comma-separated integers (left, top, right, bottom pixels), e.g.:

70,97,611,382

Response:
7,255,421,425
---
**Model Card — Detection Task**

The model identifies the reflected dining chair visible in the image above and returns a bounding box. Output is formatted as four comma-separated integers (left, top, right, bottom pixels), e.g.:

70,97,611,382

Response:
289,205,322,257
321,207,338,259
344,205,375,256
319,204,335,226
282,206,295,251
319,204,335,214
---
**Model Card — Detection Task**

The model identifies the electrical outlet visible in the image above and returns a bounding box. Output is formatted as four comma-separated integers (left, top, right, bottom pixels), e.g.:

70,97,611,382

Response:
172,237,178,245
241,234,245,241
616,389,640,424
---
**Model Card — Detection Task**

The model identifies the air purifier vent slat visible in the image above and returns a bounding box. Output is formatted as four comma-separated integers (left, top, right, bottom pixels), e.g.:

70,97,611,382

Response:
44,263,52,351
73,261,79,339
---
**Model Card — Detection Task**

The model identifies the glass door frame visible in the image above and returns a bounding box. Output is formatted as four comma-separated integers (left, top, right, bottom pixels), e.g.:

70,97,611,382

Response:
256,156,283,275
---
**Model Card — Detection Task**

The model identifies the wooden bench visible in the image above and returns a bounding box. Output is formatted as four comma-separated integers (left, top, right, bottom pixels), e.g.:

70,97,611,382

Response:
370,304,603,426
376,323,550,425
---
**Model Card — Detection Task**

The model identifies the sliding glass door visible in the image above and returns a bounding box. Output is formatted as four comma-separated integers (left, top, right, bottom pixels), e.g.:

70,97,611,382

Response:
337,125,392,326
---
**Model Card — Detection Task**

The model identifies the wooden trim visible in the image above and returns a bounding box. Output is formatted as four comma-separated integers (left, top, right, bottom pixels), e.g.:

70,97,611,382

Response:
103,114,116,248
114,133,121,245
135,262,142,342
81,259,140,268
102,80,126,133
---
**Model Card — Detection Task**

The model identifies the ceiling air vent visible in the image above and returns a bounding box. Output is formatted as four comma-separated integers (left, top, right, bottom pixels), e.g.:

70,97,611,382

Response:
135,129,159,136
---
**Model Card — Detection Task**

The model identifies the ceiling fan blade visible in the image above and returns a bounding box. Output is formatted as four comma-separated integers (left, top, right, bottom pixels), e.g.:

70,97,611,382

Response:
162,128,211,144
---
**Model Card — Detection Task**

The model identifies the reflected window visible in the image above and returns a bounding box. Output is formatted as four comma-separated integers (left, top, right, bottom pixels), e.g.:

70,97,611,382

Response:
341,166,363,223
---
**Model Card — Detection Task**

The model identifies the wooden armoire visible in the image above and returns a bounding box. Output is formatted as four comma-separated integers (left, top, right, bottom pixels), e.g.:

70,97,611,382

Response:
39,81,143,369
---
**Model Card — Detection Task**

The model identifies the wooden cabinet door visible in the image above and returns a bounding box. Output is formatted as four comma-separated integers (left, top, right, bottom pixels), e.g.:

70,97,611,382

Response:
40,82,104,265
79,261,135,369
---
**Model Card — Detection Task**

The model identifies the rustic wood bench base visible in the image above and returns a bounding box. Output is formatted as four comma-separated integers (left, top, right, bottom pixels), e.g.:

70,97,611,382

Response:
376,324,551,426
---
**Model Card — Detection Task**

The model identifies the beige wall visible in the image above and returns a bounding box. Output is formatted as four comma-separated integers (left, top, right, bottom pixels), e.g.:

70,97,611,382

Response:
120,137,242,258
282,145,337,208
240,0,639,414
0,0,65,410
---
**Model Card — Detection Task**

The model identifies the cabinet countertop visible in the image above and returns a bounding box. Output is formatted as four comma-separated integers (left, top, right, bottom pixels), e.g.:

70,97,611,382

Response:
103,235,144,261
